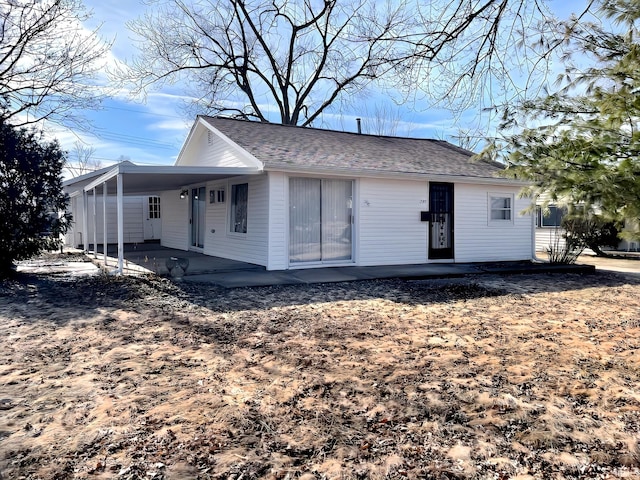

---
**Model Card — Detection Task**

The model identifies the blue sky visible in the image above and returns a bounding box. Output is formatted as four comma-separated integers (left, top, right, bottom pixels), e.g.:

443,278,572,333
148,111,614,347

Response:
55,0,596,172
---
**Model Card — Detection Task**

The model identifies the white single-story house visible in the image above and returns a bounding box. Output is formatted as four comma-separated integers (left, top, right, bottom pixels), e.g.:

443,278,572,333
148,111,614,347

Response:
63,116,535,272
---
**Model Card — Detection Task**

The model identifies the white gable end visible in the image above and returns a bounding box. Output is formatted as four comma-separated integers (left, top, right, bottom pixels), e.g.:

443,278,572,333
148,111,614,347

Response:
175,119,263,169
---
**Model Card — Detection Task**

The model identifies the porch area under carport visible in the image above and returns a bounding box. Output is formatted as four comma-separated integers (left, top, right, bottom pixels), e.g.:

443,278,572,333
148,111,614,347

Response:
65,161,263,274
86,242,265,277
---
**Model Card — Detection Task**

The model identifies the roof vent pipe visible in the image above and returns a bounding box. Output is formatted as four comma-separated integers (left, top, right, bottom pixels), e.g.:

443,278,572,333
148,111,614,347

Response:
356,118,362,134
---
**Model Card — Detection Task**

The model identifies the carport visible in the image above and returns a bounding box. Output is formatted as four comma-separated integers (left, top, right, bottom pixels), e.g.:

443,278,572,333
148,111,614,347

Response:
64,161,262,274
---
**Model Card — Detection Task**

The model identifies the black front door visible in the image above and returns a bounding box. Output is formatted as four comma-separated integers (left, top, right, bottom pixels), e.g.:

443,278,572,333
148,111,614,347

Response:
428,182,454,260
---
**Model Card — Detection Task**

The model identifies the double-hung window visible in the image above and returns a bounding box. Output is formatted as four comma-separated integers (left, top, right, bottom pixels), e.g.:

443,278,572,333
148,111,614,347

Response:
489,194,513,223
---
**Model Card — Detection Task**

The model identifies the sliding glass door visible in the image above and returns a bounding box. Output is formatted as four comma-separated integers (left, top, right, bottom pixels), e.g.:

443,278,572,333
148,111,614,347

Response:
289,178,353,264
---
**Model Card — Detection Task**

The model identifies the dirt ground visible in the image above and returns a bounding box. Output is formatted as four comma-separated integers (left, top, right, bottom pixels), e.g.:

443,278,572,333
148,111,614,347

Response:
1,257,639,479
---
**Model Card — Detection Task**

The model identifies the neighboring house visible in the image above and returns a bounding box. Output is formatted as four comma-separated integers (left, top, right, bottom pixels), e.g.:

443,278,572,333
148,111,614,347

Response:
534,197,639,253
63,116,535,271
534,202,567,253
619,219,640,251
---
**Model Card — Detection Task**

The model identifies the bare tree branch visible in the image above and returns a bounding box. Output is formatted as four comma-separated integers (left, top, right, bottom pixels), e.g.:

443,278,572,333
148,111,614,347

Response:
120,0,597,127
0,0,112,129
64,141,102,178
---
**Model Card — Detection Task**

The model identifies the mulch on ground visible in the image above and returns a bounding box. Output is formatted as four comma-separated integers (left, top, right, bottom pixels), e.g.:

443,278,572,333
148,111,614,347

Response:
0,264,639,479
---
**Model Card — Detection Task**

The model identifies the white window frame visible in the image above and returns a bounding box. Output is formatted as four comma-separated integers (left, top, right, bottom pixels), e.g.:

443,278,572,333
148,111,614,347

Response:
488,193,514,225
228,182,248,235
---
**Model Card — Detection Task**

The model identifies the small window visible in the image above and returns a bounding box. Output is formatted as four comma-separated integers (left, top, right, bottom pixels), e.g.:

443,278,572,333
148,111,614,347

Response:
210,188,226,204
148,196,161,219
489,195,513,222
536,205,566,228
230,183,248,234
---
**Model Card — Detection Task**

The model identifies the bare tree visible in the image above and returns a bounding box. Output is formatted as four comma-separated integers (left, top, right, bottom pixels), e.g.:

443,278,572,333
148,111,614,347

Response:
122,0,596,127
65,141,102,178
125,0,413,126
400,0,598,114
0,0,111,127
360,101,402,136
447,128,484,152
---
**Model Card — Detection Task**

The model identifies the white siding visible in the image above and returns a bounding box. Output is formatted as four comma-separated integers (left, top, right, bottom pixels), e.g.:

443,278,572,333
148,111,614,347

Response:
358,178,428,266
160,191,189,251
266,172,288,270
65,195,83,247
534,192,565,253
82,196,144,245
65,195,76,247
535,227,566,254
271,177,532,269
203,174,269,267
454,184,533,262
177,128,258,168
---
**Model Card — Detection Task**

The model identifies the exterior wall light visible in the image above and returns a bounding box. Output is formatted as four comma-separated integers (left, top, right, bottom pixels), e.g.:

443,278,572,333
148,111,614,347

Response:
180,189,188,199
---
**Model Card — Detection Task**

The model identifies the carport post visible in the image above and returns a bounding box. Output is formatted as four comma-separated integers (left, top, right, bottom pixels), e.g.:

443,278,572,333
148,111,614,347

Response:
117,173,124,273
92,187,97,258
103,182,108,265
82,190,88,253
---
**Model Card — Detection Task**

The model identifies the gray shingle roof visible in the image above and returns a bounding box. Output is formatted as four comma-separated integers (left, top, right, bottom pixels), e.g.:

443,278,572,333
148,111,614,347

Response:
203,116,504,179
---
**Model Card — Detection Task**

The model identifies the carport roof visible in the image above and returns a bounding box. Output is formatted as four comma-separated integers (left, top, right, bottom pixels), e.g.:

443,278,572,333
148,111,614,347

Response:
63,161,262,196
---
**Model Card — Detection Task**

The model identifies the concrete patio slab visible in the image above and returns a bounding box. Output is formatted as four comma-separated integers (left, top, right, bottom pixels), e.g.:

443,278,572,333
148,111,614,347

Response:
88,243,264,276
289,268,362,284
76,244,614,289
183,270,306,288
178,261,595,289
17,260,100,277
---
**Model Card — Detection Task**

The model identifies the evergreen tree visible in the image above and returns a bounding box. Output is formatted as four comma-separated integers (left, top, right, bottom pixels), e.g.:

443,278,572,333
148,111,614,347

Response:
0,119,71,275
485,0,640,243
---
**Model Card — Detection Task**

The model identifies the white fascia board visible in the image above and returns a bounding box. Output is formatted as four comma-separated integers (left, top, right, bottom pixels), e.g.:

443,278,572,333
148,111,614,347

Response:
62,163,120,188
82,164,124,192
118,163,261,175
174,117,264,169
82,164,122,192
173,118,201,166
264,165,530,186
82,164,263,193
201,118,264,169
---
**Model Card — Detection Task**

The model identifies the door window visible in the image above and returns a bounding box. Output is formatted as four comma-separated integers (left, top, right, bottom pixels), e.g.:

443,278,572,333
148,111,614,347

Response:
148,196,160,219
